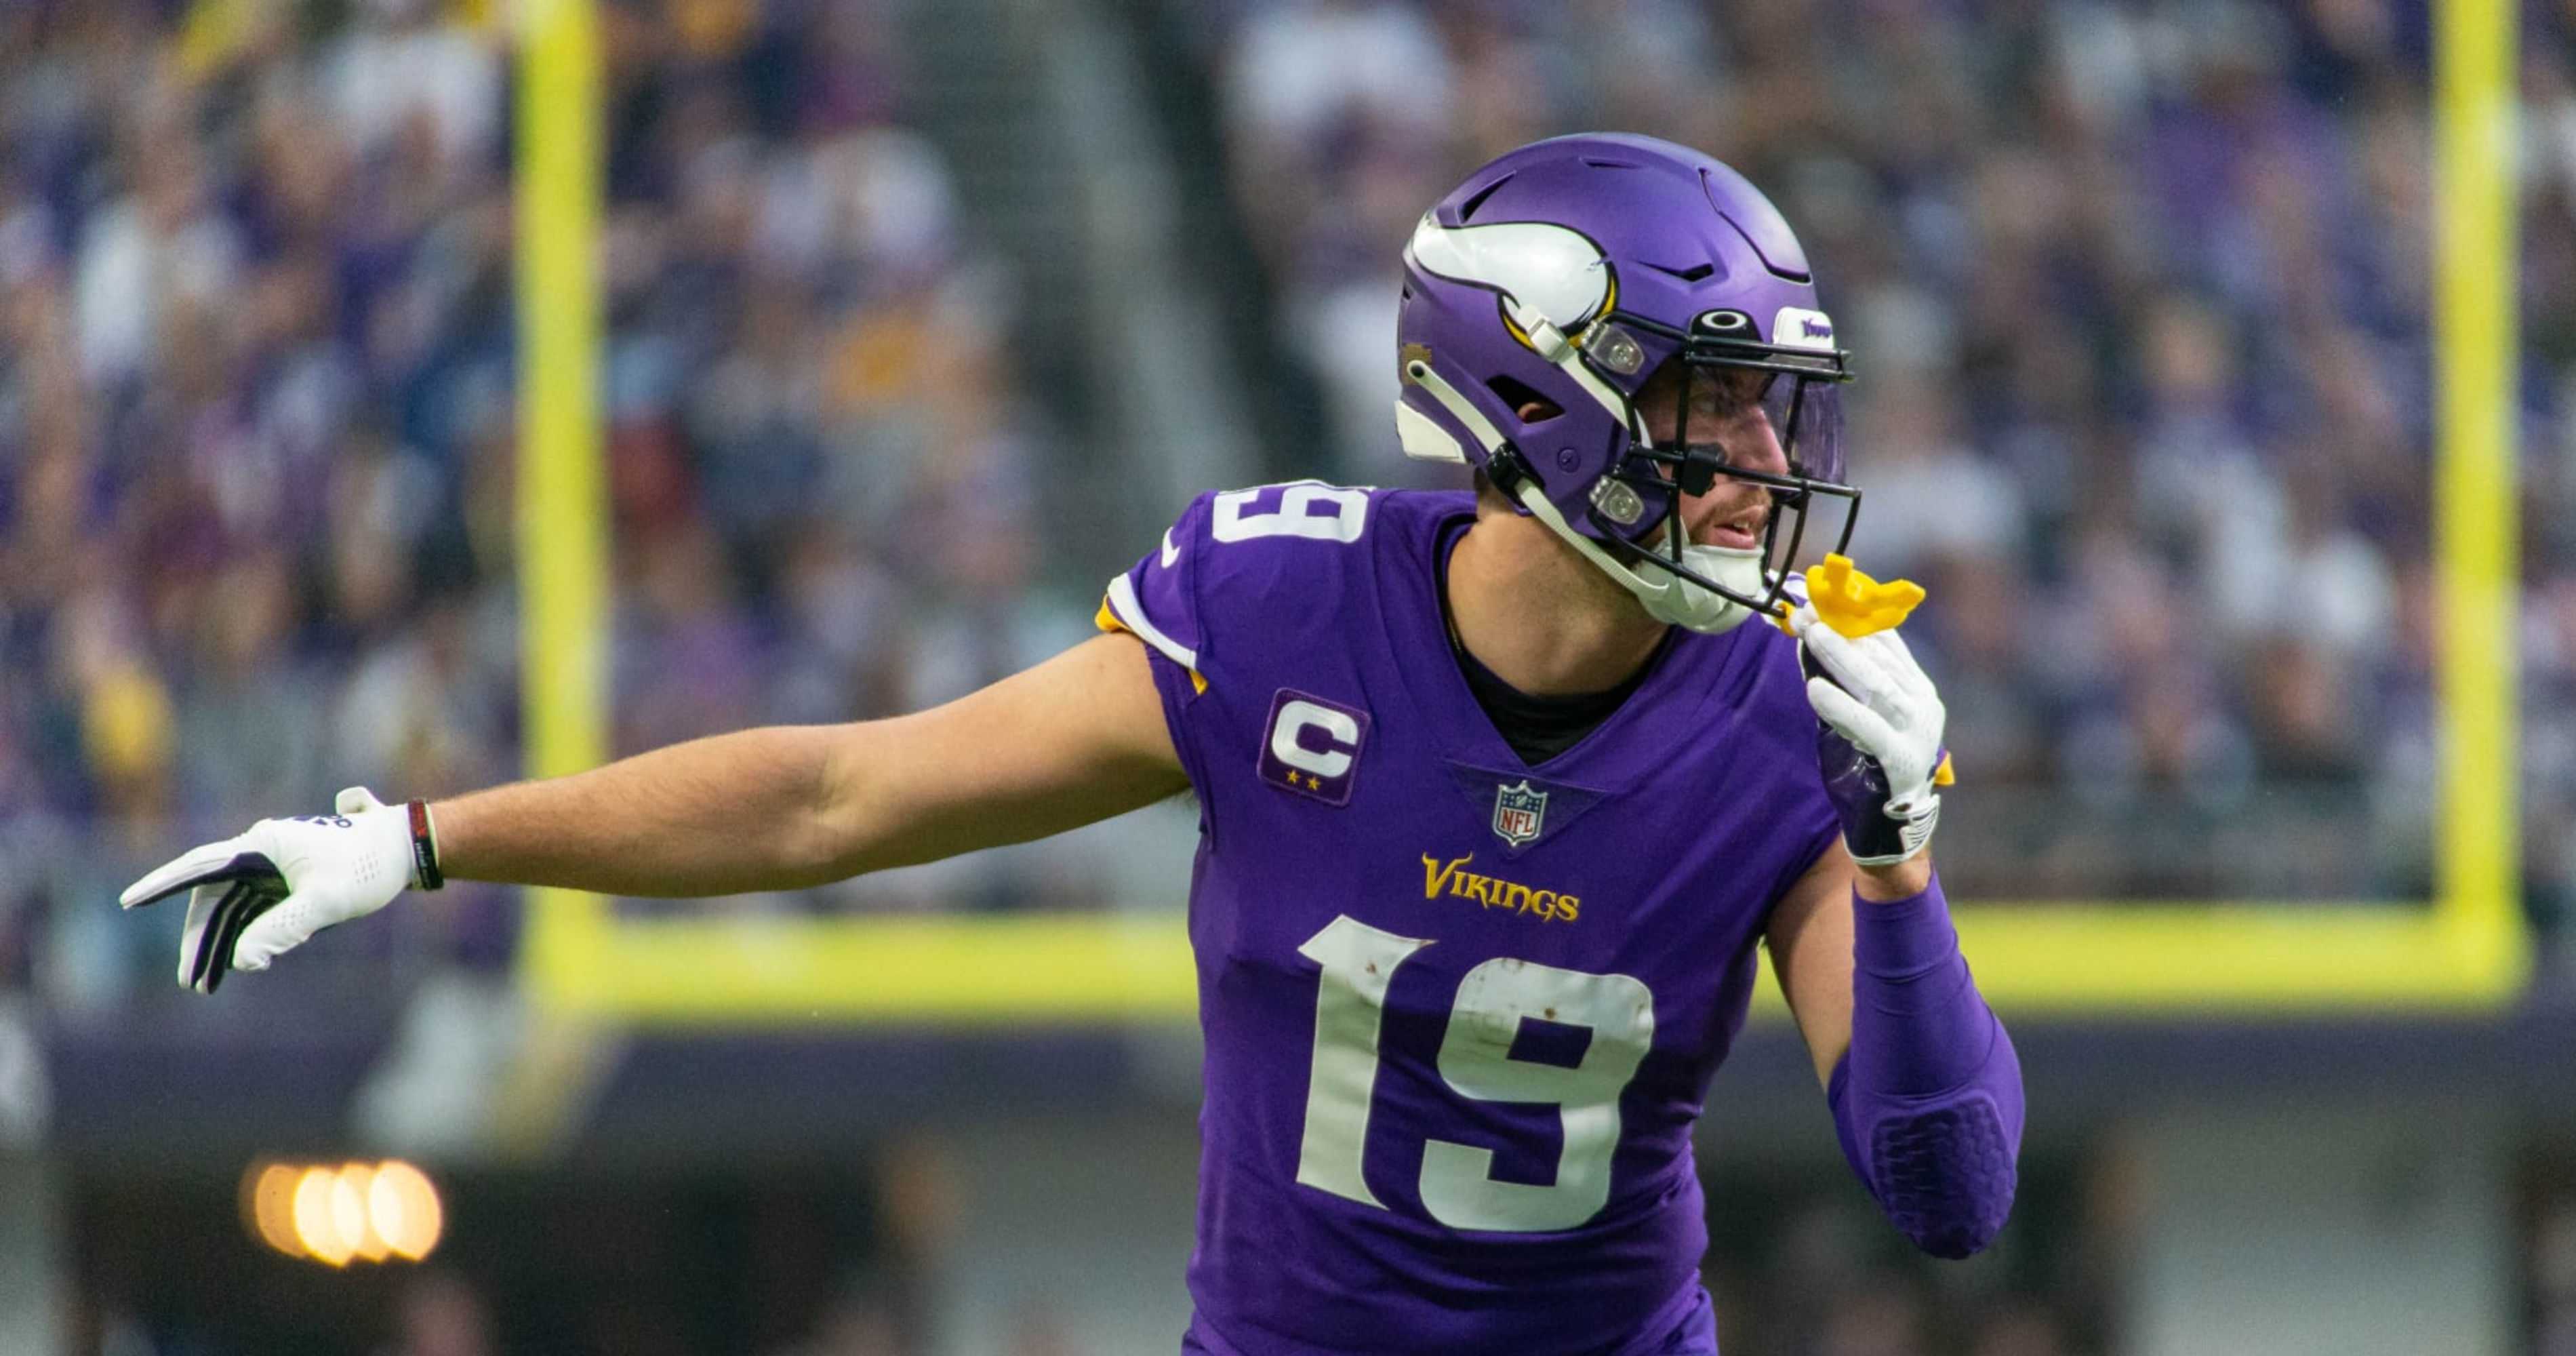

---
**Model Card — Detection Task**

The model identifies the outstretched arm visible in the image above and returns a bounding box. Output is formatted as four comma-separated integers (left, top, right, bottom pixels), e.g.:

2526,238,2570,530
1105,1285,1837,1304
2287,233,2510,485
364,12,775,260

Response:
436,632,1186,895
124,633,1188,989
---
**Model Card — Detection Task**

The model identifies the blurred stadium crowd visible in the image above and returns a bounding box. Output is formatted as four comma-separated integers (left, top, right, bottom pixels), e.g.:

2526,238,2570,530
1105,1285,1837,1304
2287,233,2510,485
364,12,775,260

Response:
0,1,2567,997
1190,0,2576,911
0,5,2569,962
3,1,2572,1354
0,0,2570,981
0,0,1106,1014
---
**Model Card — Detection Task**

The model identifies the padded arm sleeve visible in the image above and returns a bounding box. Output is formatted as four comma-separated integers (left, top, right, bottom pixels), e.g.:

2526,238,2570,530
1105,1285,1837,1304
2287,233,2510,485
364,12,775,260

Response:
1826,871,2023,1258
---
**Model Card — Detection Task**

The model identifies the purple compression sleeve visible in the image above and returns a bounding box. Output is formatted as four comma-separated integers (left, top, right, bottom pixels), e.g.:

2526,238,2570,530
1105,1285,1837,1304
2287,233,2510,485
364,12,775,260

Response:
1826,871,2023,1258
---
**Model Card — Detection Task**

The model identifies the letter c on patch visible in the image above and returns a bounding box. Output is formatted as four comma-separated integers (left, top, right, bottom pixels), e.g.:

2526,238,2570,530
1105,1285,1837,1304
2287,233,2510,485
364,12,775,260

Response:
1259,688,1371,806
1272,700,1360,778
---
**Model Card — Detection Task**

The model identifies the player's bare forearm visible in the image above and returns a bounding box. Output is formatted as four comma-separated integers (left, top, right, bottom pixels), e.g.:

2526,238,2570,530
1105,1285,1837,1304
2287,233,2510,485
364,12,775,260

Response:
430,726,860,896
1853,853,1932,902
434,635,1188,898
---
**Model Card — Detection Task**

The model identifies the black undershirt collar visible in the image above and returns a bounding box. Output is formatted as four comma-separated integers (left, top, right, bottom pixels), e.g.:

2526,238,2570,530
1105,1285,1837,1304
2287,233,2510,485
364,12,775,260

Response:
1438,523,1659,766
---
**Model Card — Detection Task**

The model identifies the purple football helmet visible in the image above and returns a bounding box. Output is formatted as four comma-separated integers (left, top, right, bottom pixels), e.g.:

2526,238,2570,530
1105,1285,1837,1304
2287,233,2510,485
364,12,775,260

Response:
1394,132,1856,632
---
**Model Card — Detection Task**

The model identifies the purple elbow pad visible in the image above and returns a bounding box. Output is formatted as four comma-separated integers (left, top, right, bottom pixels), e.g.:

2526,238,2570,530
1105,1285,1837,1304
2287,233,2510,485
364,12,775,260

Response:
1828,873,2024,1258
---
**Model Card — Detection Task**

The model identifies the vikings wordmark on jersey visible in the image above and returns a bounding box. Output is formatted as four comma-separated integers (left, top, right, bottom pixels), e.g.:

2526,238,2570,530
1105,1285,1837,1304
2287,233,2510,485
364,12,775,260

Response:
1421,852,1579,923
1102,483,1838,1356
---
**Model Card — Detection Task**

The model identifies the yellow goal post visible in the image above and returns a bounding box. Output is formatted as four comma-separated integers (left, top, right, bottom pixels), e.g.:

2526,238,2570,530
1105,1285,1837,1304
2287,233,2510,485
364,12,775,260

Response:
509,0,2525,1024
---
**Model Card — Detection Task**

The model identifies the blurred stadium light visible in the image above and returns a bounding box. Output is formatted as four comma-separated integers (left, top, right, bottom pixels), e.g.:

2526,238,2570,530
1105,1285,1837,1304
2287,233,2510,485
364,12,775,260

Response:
243,1159,445,1268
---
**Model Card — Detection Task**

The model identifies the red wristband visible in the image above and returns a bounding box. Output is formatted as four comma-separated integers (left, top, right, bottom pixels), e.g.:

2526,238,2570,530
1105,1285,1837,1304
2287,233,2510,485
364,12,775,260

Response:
406,799,445,891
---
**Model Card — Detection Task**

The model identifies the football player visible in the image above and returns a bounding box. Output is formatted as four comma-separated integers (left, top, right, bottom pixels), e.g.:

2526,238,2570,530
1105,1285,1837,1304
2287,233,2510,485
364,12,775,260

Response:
124,133,2020,1355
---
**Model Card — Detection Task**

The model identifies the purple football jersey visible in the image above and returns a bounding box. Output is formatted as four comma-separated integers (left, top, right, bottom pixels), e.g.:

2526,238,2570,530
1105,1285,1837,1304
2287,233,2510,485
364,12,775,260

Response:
1102,483,1839,1356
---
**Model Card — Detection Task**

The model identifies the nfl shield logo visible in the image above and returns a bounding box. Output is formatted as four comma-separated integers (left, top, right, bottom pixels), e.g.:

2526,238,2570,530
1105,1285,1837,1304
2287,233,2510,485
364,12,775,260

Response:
1492,780,1548,847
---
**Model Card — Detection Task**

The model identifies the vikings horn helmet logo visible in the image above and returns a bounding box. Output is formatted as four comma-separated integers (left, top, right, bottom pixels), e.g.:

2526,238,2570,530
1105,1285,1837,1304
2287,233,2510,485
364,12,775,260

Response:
1394,133,1861,635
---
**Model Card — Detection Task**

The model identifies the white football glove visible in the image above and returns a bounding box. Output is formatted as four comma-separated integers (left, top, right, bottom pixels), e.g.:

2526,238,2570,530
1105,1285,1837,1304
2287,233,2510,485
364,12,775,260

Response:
120,787,431,993
1789,604,1949,867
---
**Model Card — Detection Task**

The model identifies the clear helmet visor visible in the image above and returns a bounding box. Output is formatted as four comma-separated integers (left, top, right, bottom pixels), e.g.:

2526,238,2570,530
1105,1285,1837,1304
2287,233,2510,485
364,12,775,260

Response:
1587,354,1859,617
1761,365,1846,487
1739,366,1853,582
1667,355,1848,487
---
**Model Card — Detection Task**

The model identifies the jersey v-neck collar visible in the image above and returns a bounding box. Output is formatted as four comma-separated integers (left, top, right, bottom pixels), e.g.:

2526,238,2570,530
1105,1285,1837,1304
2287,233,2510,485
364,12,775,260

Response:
1436,518,1671,767
1376,495,1708,782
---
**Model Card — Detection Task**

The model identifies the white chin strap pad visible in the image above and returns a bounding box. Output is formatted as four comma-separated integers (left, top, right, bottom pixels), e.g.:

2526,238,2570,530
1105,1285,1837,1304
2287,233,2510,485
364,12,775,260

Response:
1512,482,1760,635
1640,543,1763,633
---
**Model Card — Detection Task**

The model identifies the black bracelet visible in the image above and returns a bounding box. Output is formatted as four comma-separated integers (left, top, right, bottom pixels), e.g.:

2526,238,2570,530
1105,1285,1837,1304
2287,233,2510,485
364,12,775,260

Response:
406,799,445,891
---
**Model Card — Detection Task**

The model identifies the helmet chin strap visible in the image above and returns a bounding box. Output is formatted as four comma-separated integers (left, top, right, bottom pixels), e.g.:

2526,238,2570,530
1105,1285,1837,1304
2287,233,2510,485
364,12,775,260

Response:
1492,310,1766,633
1510,481,1764,635
1402,358,1766,635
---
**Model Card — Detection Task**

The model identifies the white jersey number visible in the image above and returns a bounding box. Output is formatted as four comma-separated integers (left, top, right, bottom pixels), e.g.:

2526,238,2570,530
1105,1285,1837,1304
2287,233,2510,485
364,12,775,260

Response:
1293,915,1656,1233
1210,482,1371,544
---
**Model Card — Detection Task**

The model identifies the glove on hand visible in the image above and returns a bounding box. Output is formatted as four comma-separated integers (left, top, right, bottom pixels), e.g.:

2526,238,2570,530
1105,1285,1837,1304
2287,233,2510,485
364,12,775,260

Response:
1790,605,1948,867
120,787,429,993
